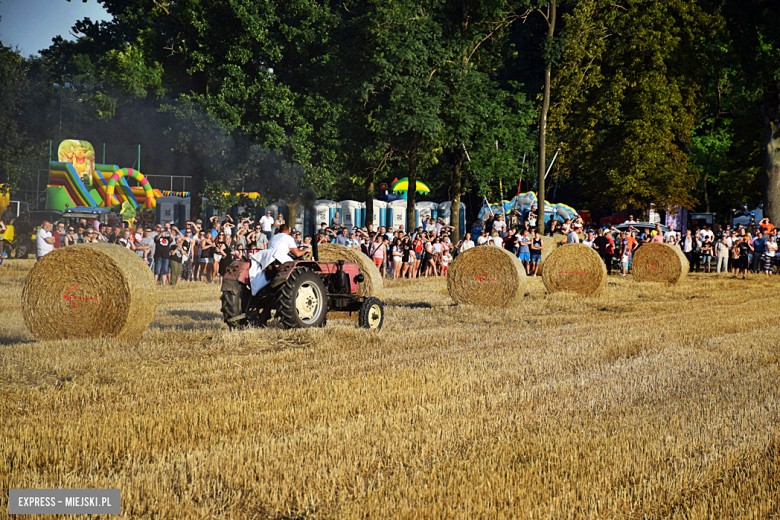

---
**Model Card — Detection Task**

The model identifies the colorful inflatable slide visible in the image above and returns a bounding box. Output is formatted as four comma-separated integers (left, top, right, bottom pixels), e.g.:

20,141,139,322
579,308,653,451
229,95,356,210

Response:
46,139,159,211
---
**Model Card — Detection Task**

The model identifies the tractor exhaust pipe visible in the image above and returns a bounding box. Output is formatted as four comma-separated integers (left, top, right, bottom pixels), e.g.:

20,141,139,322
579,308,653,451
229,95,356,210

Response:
303,189,318,261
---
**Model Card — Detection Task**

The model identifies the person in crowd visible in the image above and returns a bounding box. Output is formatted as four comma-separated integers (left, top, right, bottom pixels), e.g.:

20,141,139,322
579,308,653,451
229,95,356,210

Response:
169,236,185,286
517,229,532,274
53,222,66,249
619,232,630,276
441,248,451,276
457,233,475,254
83,227,100,244
368,233,384,273
217,234,233,282
752,230,766,273
154,226,173,285
198,231,215,283
335,227,349,246
411,234,423,278
391,237,404,278
733,235,753,279
273,212,285,234
714,233,730,274
36,221,56,259
118,229,135,250
529,231,543,277
581,230,595,248
213,231,226,280
592,229,609,272
566,224,580,244
764,235,777,275
700,235,713,273
423,237,437,277
401,236,414,278
259,210,275,242
331,211,342,230
62,225,78,247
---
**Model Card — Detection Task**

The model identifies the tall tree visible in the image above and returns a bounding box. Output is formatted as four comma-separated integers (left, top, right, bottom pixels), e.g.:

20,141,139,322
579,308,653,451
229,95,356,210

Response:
715,0,780,223
534,0,556,234
549,0,715,213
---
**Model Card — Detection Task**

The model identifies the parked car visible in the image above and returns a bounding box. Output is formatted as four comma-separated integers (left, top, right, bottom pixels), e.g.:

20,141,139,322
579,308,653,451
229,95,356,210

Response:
614,222,670,236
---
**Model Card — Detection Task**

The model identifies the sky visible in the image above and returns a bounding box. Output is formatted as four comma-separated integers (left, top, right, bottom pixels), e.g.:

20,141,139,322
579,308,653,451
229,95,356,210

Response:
0,0,112,56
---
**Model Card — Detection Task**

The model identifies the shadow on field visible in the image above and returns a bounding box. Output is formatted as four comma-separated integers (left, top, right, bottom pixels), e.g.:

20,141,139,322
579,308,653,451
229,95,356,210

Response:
0,334,35,346
388,302,434,309
167,310,223,321
151,322,224,332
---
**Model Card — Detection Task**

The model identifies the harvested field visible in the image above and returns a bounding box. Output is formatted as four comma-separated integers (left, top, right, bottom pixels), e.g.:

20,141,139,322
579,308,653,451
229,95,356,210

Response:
2,259,780,518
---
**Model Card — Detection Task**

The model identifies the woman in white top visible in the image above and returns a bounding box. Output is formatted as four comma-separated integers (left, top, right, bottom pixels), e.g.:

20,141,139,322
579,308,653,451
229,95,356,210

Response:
764,236,777,275
458,233,475,253
273,213,285,232
392,238,404,279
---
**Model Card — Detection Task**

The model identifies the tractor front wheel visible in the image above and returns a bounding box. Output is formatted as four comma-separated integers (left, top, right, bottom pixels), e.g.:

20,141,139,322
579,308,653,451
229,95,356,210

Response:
358,297,385,330
277,268,327,329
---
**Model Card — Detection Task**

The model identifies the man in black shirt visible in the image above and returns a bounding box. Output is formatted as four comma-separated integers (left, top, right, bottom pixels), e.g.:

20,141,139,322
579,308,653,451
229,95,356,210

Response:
154,229,173,285
592,229,611,274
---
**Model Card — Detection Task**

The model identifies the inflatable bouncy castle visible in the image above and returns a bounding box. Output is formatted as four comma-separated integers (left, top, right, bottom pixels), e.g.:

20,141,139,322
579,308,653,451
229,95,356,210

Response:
46,139,159,211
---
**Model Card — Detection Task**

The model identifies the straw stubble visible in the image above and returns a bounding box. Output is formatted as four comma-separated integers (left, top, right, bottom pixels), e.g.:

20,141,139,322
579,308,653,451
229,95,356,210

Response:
447,246,527,305
21,243,157,340
542,243,607,295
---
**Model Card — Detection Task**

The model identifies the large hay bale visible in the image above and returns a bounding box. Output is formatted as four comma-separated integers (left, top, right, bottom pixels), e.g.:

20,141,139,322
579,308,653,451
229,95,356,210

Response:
318,243,384,298
22,243,157,341
447,246,527,306
631,243,689,284
542,243,607,295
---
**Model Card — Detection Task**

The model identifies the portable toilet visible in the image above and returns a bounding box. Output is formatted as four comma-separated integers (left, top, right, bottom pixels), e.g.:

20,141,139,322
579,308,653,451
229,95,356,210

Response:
293,205,304,232
340,200,362,229
155,196,183,226
438,201,466,233
387,199,408,230
178,197,191,226
415,201,439,228
314,199,338,228
369,200,387,229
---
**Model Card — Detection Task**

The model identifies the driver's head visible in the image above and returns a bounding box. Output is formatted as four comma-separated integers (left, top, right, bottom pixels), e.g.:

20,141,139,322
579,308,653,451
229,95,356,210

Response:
279,224,291,234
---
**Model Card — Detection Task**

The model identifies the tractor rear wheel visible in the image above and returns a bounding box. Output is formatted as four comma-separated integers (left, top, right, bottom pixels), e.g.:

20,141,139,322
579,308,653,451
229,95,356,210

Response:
358,297,385,330
221,280,248,329
277,268,327,329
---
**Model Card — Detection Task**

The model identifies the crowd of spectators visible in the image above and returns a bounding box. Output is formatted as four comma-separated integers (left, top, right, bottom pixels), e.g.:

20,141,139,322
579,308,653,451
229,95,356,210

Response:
474,211,779,279
24,207,780,283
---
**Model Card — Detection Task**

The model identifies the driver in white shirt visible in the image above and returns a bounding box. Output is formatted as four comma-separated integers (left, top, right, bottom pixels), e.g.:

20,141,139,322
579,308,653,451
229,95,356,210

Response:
249,224,309,295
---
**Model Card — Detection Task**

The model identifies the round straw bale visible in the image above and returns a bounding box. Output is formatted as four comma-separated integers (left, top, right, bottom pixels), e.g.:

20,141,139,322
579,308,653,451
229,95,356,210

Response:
631,242,689,284
317,243,384,298
542,243,607,295
447,246,527,306
22,243,157,341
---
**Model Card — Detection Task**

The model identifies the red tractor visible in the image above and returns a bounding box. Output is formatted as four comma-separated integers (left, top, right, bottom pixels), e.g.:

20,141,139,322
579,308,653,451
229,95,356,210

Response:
220,258,385,330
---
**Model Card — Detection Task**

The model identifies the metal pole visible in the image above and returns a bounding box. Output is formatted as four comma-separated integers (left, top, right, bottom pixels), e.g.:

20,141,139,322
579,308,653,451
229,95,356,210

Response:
49,140,52,162
138,145,141,171
59,88,63,136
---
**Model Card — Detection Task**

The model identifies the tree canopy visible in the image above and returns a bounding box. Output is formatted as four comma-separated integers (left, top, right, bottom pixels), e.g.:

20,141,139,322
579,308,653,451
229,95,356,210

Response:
0,0,777,223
